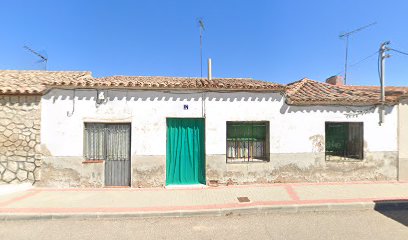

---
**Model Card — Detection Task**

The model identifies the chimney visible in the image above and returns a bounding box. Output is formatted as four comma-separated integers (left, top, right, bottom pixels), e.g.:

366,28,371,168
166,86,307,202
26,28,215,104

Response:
208,58,212,80
326,75,344,86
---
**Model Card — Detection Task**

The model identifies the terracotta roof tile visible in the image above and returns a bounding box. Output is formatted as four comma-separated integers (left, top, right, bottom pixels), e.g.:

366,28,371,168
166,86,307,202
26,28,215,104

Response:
0,71,283,94
0,70,92,94
49,76,284,91
284,78,403,106
343,85,408,103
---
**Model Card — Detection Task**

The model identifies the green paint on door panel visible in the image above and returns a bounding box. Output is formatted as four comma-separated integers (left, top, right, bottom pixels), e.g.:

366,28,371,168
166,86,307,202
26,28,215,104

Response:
166,118,205,185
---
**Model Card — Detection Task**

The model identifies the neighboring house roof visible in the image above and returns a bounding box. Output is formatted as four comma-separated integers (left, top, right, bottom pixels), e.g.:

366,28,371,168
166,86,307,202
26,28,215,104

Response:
284,78,403,106
0,70,92,94
48,76,284,91
342,85,408,103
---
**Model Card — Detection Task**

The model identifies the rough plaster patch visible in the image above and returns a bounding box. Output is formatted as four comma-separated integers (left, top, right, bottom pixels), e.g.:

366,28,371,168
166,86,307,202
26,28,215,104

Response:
206,152,398,185
39,162,102,188
131,155,166,187
132,165,165,188
39,157,104,188
39,145,52,157
309,134,324,152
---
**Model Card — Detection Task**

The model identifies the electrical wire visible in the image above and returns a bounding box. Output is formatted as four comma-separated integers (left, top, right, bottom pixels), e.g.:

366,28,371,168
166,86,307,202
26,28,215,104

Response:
376,46,408,85
336,50,379,76
350,50,379,68
389,48,408,56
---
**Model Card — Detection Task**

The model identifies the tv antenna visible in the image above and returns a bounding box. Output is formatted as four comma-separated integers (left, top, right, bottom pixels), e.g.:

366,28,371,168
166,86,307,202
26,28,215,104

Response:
339,22,376,85
23,45,48,70
197,18,205,78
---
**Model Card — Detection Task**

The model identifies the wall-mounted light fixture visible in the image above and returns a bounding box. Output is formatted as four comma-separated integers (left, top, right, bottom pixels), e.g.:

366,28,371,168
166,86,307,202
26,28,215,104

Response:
96,90,108,105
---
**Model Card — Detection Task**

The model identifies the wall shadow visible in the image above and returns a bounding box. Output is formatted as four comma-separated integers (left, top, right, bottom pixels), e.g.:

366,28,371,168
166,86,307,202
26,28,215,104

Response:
280,103,393,115
374,199,408,226
42,89,283,103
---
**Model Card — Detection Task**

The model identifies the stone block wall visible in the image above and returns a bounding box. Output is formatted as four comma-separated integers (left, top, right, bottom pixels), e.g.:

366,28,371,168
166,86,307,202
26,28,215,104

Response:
0,95,41,184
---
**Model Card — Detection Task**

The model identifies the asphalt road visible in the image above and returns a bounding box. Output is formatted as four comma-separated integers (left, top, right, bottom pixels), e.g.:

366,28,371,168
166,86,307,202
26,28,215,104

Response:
0,210,407,240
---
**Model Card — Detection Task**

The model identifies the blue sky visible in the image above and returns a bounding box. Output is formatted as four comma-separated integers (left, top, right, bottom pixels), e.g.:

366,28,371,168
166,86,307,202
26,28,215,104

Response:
0,0,407,86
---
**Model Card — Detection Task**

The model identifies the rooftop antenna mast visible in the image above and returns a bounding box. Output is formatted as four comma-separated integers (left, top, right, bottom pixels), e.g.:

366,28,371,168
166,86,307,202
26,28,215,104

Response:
339,22,376,85
198,18,205,78
23,45,48,70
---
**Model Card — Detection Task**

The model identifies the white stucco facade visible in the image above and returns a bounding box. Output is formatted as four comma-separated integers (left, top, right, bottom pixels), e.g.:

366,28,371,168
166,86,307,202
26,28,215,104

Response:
41,89,397,156
39,88,399,187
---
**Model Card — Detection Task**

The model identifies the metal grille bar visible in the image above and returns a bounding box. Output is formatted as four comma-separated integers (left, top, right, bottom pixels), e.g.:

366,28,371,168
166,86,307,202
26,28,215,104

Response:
226,122,268,163
84,123,131,186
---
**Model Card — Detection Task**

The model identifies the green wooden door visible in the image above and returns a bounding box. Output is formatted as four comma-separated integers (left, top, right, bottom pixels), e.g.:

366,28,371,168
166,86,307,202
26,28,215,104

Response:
166,118,205,185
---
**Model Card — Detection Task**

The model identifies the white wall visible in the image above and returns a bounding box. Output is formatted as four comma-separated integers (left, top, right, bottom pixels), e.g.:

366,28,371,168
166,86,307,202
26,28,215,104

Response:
274,104,397,153
398,99,408,180
41,89,398,158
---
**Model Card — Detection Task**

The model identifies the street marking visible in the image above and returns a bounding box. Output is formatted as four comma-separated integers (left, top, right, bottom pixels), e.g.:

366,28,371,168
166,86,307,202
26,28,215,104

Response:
284,185,300,201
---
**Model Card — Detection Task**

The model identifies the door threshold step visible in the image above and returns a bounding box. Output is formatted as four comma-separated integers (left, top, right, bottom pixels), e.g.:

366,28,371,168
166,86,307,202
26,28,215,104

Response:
165,184,207,189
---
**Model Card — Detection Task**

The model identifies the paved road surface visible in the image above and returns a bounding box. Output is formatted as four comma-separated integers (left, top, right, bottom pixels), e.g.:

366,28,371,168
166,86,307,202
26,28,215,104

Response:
0,210,407,240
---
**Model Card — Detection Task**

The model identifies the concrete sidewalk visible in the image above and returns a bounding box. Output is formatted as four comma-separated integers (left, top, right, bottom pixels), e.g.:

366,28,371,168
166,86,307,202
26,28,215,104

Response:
1,181,408,220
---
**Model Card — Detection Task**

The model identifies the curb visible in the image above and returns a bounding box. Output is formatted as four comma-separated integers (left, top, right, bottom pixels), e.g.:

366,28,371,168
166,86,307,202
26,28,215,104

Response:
1,201,408,221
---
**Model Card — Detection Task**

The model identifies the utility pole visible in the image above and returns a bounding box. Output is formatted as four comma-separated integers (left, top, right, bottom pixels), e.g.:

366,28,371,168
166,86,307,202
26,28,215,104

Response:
379,41,391,126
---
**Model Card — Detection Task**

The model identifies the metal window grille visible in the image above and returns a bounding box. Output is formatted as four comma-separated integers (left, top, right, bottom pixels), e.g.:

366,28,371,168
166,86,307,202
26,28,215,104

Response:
226,122,268,163
325,122,364,161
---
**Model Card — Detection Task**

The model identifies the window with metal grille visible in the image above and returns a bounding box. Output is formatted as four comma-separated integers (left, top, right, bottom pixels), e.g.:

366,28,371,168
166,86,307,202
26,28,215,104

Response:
325,122,364,161
226,121,269,163
84,123,130,161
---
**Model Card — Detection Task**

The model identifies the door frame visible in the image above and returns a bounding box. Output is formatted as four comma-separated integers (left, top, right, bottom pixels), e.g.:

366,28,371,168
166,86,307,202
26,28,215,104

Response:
104,123,132,187
165,117,206,185
83,122,132,187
